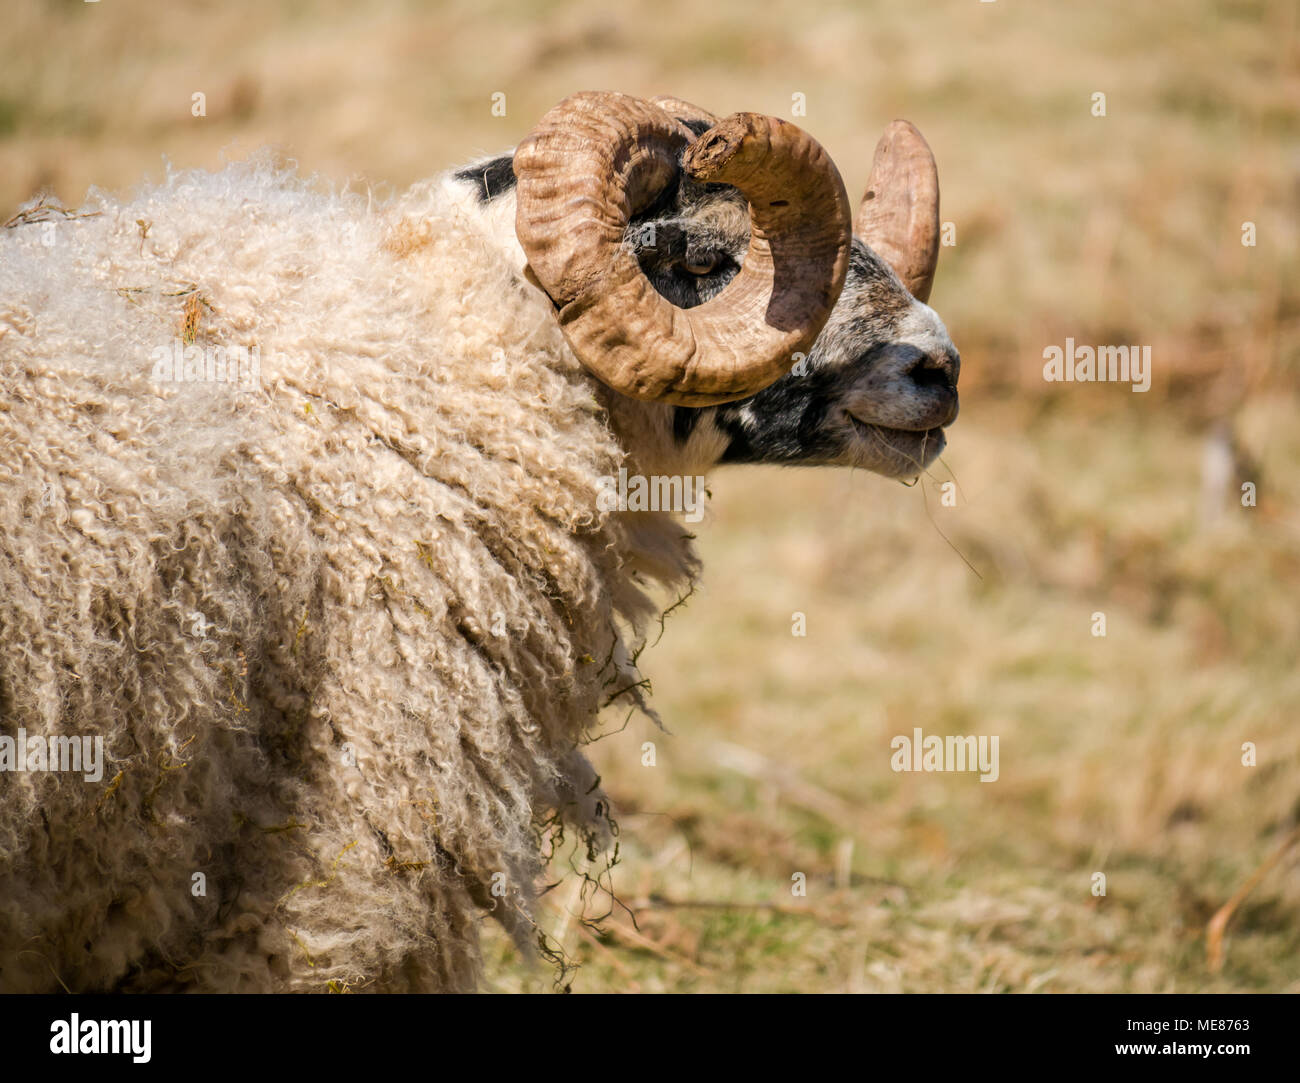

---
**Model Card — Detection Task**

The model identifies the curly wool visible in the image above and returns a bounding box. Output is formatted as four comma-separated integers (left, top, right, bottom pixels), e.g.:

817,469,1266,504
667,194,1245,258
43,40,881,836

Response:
0,159,697,992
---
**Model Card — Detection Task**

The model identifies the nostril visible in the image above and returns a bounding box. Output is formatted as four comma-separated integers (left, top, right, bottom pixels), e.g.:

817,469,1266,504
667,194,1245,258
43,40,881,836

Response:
908,355,956,392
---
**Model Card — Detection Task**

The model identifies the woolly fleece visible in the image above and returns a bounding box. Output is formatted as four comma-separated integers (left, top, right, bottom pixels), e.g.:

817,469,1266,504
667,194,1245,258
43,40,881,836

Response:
0,158,696,992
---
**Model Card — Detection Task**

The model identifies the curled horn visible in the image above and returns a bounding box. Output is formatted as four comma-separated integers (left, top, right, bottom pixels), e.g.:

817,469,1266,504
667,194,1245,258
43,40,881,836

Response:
854,120,940,303
514,91,852,406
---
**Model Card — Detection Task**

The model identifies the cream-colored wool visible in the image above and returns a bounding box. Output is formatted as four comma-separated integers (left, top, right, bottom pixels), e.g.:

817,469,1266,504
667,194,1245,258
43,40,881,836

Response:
0,158,696,992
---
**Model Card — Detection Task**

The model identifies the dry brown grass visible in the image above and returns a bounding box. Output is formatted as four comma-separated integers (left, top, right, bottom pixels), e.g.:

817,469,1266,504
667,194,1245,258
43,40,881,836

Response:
489,393,1300,992
3,0,1297,992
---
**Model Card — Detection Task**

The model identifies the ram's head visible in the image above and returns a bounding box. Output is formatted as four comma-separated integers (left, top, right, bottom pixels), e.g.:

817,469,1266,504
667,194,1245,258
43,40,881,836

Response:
510,91,959,480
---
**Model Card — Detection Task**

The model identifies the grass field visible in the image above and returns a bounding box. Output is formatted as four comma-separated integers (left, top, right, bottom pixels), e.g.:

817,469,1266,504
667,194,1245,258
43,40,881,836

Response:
4,0,1297,992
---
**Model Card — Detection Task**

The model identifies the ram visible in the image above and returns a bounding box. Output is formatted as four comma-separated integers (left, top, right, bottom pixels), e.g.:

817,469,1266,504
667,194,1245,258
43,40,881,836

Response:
0,91,958,992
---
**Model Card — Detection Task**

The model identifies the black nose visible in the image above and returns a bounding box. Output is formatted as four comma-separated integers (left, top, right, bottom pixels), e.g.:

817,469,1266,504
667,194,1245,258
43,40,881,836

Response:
906,350,960,393
906,350,960,425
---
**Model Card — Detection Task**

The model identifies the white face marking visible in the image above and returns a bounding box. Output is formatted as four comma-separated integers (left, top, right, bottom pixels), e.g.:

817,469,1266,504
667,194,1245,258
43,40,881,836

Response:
680,413,732,472
896,299,957,363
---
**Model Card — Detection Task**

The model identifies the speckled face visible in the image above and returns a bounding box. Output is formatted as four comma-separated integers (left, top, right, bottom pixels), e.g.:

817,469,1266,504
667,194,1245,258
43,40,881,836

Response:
624,169,960,480
457,143,959,480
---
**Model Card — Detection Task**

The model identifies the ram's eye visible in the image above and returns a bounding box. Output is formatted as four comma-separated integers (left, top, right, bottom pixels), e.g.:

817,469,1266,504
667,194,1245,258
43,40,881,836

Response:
682,253,720,276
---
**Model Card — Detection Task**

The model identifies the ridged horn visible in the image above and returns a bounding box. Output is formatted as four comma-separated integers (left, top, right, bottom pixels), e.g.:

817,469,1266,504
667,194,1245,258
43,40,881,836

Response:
514,91,852,405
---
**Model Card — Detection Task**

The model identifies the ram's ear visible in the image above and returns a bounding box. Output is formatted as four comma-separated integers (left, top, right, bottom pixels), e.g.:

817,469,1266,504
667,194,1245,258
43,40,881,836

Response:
853,120,940,303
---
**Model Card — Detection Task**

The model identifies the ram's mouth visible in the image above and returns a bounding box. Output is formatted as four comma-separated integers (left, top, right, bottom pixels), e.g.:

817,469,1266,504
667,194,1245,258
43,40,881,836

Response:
846,413,946,476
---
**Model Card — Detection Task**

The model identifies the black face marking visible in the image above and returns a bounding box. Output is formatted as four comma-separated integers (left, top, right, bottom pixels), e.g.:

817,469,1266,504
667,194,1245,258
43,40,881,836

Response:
714,364,842,464
672,405,701,443
455,155,517,203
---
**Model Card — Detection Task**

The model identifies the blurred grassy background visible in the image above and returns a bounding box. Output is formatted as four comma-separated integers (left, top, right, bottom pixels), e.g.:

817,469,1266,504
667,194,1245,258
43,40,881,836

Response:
4,0,1297,991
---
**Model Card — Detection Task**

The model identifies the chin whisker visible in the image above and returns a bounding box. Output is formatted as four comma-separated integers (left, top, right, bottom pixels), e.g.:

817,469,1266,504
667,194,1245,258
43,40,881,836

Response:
861,423,934,480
